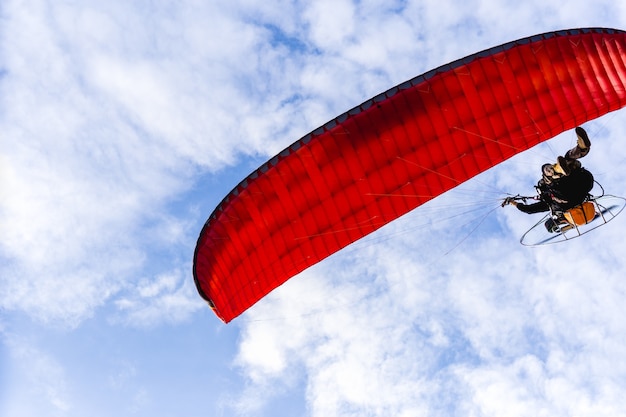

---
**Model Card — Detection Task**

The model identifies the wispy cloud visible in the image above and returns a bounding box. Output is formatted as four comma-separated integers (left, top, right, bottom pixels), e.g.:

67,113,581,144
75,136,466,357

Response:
2,334,71,415
112,269,202,327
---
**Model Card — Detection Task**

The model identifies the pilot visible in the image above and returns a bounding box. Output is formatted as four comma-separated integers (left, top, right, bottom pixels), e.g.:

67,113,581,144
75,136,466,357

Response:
503,127,594,231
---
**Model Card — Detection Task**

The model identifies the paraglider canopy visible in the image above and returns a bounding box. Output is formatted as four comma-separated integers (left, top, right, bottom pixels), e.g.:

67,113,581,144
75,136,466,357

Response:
194,28,626,323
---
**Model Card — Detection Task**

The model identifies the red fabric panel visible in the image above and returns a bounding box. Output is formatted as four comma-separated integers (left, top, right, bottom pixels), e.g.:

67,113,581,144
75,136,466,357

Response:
194,28,626,322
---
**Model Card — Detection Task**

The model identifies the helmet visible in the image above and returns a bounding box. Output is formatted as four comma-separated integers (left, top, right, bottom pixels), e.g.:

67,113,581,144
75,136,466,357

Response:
542,163,555,177
542,163,558,184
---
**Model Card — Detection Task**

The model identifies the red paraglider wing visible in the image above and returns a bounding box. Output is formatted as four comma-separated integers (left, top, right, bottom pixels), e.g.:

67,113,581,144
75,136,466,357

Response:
194,28,626,322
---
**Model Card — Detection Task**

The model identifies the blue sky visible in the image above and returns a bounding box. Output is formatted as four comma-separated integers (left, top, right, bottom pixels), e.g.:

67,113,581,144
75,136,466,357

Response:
3,1,626,416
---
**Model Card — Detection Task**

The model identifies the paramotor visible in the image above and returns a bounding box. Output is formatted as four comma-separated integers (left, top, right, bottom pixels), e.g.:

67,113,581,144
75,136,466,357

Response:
194,28,626,323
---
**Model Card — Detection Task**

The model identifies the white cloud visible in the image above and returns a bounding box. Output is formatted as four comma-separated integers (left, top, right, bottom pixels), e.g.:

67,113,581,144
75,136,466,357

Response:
0,0,315,324
234,204,626,416
304,0,357,49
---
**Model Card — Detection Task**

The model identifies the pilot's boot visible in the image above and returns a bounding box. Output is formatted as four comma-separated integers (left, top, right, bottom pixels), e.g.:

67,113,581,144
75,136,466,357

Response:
563,127,591,161
575,126,591,150
554,156,570,176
